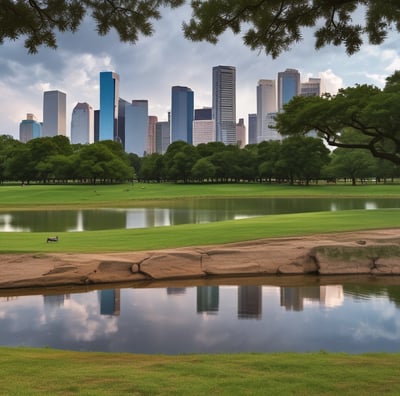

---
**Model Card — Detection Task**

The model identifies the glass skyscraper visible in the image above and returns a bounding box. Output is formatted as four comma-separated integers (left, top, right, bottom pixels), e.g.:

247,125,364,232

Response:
125,100,149,155
19,113,41,142
171,86,194,144
99,71,120,141
42,90,66,137
278,68,300,111
212,65,236,145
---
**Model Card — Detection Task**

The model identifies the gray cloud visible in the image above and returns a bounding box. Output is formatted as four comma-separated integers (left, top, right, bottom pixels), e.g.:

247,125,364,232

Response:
1,6,399,139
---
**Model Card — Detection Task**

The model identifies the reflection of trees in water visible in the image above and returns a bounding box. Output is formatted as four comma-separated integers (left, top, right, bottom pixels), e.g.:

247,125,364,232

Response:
344,285,400,308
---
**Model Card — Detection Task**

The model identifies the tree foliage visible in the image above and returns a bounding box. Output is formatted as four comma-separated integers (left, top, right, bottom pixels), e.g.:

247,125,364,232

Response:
275,71,400,165
2,1,400,56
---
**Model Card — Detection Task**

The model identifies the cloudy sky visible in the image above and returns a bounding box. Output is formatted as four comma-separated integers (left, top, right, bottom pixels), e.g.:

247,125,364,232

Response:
1,4,399,140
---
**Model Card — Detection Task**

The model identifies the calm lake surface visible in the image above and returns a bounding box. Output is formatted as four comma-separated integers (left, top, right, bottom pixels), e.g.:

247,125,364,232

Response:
1,197,399,232
1,279,400,354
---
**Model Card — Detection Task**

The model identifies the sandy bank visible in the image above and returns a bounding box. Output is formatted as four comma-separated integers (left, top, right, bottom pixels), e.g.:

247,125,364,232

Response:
1,229,399,290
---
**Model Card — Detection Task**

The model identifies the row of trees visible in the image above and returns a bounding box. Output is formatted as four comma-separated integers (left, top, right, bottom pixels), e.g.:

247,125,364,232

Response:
0,135,134,184
2,132,397,185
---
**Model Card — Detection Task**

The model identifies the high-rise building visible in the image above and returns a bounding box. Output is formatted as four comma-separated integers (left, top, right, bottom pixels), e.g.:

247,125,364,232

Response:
125,100,149,155
117,98,130,147
171,86,194,144
248,114,257,145
277,68,300,111
147,115,158,155
301,78,321,97
236,118,246,148
192,119,215,146
257,79,277,142
99,71,120,141
195,107,212,120
70,102,94,144
94,110,100,142
155,121,170,154
212,65,236,145
42,90,66,137
19,113,41,142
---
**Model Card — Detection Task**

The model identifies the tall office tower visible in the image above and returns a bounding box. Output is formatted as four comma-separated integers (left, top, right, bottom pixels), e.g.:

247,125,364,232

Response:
99,71,120,141
248,113,257,145
19,113,41,142
212,65,236,145
301,77,321,97
147,115,158,154
257,79,277,142
70,102,94,144
236,118,246,148
42,90,66,137
125,100,149,155
278,68,300,111
192,119,215,146
155,121,170,154
171,86,194,144
93,110,100,142
117,98,130,147
195,107,212,120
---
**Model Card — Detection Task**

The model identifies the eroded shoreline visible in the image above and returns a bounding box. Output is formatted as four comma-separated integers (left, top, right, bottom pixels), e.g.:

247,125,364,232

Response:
1,228,399,291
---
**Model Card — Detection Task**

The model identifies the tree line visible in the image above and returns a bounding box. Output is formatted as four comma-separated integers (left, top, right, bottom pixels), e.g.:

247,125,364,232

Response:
1,133,398,185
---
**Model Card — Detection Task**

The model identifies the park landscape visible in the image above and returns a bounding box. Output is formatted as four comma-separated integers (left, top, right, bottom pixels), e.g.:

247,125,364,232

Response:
1,182,400,394
2,1,400,394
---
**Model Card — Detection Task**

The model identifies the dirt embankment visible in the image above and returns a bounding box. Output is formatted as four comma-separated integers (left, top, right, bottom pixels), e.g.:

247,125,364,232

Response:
1,229,400,290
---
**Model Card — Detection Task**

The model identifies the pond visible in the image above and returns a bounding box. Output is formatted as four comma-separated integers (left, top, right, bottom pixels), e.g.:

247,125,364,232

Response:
1,278,400,354
1,197,399,232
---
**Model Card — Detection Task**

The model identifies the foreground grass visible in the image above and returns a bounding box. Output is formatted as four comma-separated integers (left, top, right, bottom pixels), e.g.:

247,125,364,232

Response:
2,347,400,395
1,209,399,253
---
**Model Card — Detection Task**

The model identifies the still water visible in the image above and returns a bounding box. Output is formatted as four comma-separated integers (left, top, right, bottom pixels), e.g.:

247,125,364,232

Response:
1,279,400,354
1,197,399,232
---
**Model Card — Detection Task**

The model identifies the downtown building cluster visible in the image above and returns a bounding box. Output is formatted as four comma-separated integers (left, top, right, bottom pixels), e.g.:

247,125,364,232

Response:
19,67,323,155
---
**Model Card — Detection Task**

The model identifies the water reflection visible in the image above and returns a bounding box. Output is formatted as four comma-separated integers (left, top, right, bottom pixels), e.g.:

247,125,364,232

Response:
1,197,399,232
2,282,400,354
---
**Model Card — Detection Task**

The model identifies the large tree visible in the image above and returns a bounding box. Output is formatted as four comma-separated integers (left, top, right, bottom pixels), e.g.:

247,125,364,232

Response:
275,71,400,165
2,1,399,56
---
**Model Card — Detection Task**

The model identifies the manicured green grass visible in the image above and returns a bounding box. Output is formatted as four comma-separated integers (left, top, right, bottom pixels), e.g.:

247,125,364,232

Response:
1,209,399,253
1,347,400,395
1,182,400,209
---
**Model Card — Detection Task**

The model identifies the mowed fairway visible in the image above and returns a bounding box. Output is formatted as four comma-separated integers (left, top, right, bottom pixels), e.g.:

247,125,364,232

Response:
0,183,399,253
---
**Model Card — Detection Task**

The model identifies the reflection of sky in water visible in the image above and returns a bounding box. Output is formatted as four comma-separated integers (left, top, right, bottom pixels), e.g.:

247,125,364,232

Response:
1,285,400,354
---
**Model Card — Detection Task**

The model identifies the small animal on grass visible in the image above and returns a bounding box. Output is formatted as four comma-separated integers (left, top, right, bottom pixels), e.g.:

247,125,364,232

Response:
47,236,59,243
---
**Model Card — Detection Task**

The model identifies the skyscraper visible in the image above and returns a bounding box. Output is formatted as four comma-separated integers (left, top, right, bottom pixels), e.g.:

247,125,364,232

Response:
301,78,321,97
212,65,236,145
70,102,94,144
248,113,257,145
147,115,158,155
257,79,277,142
125,100,149,155
192,119,215,146
99,71,120,141
19,113,41,142
42,90,66,137
155,121,170,154
236,118,246,148
170,86,194,144
277,68,300,111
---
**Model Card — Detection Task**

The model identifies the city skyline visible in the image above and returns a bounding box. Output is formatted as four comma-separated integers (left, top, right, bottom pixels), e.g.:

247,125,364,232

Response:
1,4,399,140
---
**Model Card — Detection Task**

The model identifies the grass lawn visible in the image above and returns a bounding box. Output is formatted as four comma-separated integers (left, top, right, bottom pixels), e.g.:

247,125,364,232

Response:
1,347,400,395
0,183,399,253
